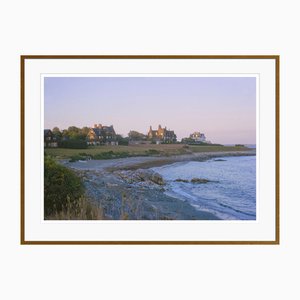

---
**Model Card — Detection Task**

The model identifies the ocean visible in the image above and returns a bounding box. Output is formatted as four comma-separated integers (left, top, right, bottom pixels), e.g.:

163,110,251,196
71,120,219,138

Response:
152,155,256,220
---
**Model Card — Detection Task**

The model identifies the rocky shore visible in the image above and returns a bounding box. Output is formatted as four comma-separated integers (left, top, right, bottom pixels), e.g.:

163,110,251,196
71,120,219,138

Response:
65,150,255,220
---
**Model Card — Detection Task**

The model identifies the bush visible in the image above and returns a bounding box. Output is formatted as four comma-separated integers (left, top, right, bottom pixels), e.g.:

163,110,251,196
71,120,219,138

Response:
44,156,84,217
118,140,129,146
78,152,89,156
188,143,223,146
93,151,130,160
146,149,160,155
59,140,88,149
69,155,88,162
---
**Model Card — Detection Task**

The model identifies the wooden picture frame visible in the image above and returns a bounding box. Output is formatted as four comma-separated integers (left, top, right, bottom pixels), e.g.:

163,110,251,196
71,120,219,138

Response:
20,55,279,245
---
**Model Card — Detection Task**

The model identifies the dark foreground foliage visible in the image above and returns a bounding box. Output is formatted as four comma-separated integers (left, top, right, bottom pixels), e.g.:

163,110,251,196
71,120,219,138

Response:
44,156,84,216
44,156,104,219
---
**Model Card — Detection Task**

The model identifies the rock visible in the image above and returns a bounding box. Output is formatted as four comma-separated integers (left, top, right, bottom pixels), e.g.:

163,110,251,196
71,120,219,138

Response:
191,178,211,184
113,169,165,185
135,170,151,181
175,178,189,183
150,172,165,185
214,159,226,162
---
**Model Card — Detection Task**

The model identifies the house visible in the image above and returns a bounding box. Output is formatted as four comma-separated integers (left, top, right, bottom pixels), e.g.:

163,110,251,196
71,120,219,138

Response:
190,131,206,143
44,129,58,147
87,124,118,145
147,125,177,144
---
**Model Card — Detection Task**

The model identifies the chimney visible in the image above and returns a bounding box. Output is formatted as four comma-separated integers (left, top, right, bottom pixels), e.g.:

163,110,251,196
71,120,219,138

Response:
150,126,152,131
158,124,161,129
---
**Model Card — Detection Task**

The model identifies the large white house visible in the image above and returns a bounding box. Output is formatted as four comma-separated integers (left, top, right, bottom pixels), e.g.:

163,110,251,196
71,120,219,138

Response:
189,131,206,142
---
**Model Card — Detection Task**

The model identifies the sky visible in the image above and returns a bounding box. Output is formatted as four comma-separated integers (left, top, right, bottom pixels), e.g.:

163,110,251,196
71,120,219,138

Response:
44,76,256,144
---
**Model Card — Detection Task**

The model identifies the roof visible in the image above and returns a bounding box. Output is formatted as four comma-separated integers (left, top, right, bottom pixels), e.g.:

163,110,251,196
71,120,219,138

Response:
44,129,52,136
102,125,115,134
91,128,102,136
91,125,116,137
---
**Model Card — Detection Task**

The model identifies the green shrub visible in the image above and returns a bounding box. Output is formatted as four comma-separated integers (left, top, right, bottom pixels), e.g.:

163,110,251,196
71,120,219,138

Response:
117,151,130,158
78,152,89,156
118,140,129,146
146,149,160,155
44,156,84,217
69,155,88,162
93,151,130,160
59,140,88,149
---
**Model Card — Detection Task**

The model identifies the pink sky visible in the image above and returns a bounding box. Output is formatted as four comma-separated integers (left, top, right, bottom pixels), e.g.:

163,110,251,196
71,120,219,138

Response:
44,77,256,144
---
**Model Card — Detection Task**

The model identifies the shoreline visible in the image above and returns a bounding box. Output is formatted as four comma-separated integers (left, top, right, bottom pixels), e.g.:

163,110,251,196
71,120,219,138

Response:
64,150,255,220
65,150,255,171
116,150,256,170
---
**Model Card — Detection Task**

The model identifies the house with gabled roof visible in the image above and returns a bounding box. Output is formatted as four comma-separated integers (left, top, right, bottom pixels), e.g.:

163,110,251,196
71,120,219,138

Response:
190,131,206,142
87,123,118,145
147,125,177,144
44,129,58,147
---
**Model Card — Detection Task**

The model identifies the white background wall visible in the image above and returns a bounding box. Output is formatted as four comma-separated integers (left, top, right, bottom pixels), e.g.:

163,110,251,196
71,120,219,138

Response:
0,1,297,299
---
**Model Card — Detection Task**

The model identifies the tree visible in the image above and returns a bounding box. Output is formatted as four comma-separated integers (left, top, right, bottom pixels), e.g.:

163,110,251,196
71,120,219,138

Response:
52,127,62,140
128,130,147,141
67,126,81,140
116,134,129,145
81,126,90,137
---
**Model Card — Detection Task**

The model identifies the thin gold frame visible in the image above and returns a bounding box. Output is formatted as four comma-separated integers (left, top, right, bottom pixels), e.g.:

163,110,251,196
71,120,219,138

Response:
20,55,280,245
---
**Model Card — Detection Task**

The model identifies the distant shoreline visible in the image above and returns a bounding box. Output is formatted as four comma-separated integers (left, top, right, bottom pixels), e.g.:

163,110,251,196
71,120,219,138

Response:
65,150,256,172
112,150,256,171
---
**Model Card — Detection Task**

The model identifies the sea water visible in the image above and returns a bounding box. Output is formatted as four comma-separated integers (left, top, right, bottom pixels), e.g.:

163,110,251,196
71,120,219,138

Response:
152,156,256,220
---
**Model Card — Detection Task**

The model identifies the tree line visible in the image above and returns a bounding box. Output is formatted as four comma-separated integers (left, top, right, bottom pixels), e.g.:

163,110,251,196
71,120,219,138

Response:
50,126,129,148
51,126,90,141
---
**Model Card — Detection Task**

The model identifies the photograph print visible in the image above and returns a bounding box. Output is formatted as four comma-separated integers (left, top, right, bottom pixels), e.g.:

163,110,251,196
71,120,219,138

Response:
44,75,257,221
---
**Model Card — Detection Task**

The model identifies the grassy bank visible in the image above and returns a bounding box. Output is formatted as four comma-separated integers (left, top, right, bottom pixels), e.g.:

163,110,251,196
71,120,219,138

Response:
45,144,251,161
45,196,104,220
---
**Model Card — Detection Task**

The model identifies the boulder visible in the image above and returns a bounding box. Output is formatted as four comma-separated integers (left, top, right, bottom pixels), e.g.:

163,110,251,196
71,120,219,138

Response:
114,169,165,185
175,178,189,183
150,172,165,185
191,178,211,184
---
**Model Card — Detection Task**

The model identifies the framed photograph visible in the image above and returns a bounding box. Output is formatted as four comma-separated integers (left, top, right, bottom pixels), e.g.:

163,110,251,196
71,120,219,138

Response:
20,55,279,245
